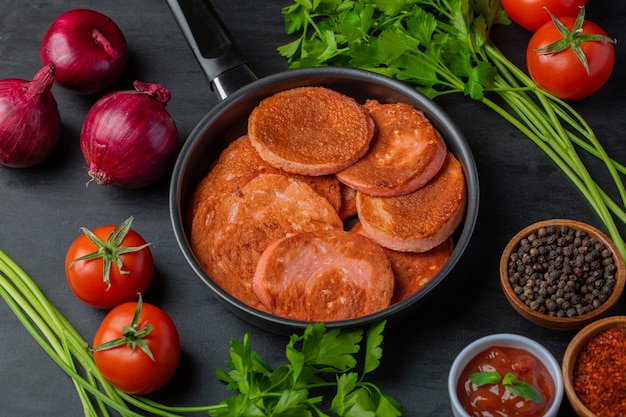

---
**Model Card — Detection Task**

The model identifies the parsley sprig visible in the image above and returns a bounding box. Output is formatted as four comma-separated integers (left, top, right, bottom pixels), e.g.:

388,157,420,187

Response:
278,0,626,260
208,321,401,417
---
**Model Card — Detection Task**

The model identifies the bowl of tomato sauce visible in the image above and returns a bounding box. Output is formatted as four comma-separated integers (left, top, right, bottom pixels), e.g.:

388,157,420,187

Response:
448,333,563,417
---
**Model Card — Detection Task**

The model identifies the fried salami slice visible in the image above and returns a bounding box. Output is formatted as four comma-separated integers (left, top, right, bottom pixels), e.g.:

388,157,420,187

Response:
189,135,342,228
357,152,466,253
351,222,453,303
252,229,394,321
248,86,375,175
336,100,447,197
191,173,343,311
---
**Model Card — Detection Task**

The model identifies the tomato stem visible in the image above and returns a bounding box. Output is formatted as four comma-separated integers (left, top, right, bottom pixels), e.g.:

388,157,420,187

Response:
535,7,617,75
69,216,151,289
91,293,156,361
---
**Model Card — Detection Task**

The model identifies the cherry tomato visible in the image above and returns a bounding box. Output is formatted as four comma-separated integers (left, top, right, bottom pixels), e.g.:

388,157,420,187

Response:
65,217,153,309
502,0,587,32
93,296,180,395
526,13,615,100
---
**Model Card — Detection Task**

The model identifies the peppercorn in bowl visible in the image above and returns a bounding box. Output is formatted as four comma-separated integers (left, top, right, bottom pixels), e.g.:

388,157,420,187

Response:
499,219,625,330
562,315,626,417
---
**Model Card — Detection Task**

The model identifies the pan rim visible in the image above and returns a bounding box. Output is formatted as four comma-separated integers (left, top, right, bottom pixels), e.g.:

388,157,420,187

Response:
169,66,479,334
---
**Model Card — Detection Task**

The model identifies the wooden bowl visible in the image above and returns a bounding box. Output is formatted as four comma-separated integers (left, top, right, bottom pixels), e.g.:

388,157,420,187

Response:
500,219,625,330
562,315,626,416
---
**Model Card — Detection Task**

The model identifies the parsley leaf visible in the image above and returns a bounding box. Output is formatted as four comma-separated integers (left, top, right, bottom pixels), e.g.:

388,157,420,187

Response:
278,0,500,99
209,321,401,417
364,320,384,375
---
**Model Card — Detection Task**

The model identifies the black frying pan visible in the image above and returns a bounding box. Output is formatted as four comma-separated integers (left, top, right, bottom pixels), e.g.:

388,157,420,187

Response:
166,0,479,334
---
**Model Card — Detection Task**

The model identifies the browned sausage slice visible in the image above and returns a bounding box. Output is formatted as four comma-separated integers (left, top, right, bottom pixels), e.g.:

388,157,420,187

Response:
336,100,447,197
189,135,342,229
356,152,466,253
248,86,374,175
351,222,453,303
191,173,344,311
252,230,394,321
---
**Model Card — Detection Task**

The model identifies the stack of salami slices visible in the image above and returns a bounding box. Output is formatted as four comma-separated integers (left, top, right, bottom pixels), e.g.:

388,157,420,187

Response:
189,86,466,322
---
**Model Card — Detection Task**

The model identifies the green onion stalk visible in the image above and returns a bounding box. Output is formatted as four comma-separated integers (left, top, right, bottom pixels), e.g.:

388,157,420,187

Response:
278,0,626,258
0,248,398,417
0,249,215,417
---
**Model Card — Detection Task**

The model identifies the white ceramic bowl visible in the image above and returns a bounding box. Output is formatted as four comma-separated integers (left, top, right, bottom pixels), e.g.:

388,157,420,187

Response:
448,333,564,417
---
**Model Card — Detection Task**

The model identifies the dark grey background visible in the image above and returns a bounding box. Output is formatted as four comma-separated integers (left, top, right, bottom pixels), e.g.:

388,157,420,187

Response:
0,1,624,415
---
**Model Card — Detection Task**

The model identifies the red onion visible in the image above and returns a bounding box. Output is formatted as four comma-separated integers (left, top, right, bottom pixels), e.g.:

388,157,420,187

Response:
0,64,62,168
39,9,128,94
80,81,178,188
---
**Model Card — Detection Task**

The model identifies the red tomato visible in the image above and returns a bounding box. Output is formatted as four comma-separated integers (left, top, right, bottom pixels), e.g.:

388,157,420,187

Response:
93,297,180,395
502,0,587,31
526,15,615,100
65,217,153,309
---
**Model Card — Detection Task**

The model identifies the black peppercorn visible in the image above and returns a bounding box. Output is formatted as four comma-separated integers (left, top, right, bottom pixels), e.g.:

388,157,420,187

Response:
507,224,617,318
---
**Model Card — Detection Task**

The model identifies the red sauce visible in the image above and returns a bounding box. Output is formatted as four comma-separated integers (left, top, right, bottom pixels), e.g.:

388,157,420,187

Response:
456,346,556,417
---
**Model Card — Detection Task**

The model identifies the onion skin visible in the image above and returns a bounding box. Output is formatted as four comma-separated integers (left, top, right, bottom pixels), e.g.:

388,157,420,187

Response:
0,64,62,168
39,9,128,94
80,81,178,188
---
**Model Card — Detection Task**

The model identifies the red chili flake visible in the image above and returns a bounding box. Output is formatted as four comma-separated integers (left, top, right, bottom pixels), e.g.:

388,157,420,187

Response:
573,326,626,416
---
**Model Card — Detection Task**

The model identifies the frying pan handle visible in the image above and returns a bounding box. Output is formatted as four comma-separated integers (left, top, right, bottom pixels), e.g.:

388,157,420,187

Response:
166,0,258,100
